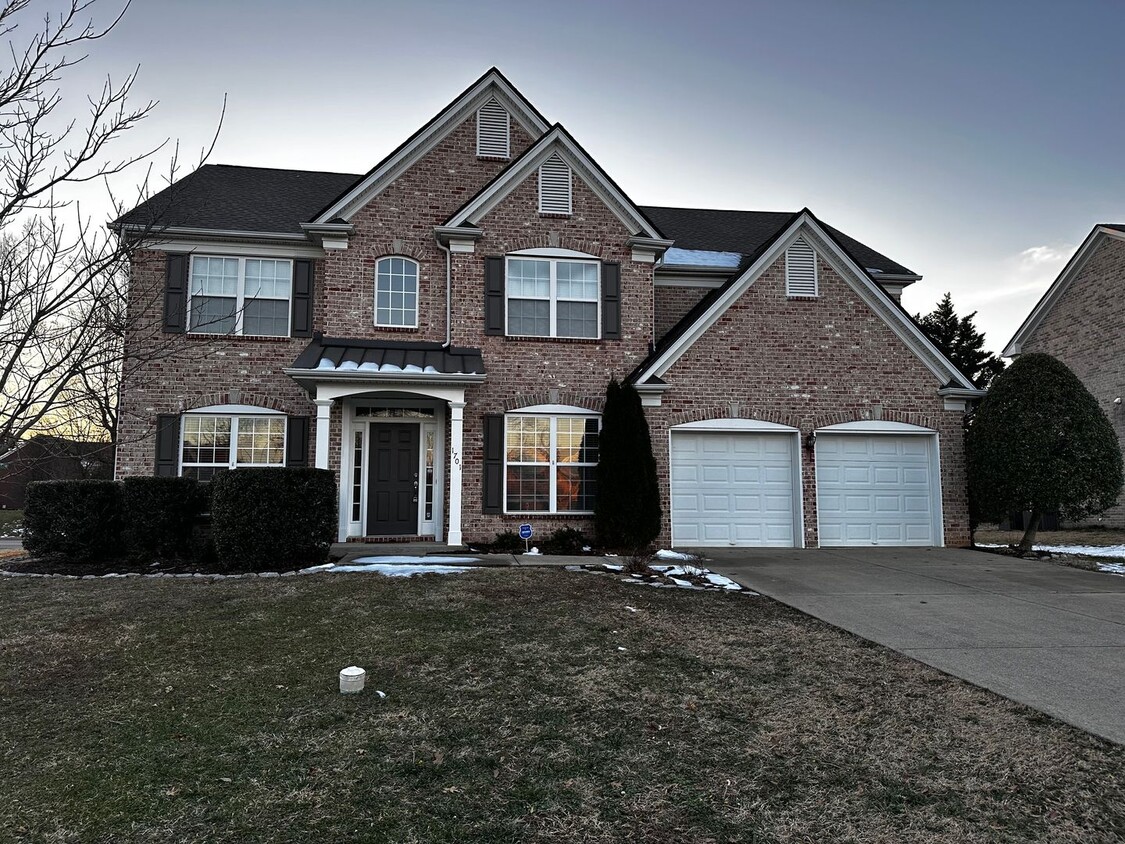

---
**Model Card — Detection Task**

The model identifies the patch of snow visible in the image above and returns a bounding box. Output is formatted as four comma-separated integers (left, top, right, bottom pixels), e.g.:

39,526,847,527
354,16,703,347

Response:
375,690,387,699
348,555,479,565
523,547,541,555
1034,543,1125,559
624,605,638,612
703,572,743,590
338,360,359,370
662,247,742,268
602,563,624,571
1097,562,1125,576
655,549,697,561
329,563,471,576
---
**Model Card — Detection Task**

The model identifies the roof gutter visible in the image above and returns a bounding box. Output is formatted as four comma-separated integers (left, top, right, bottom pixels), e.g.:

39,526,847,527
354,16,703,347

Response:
114,223,313,243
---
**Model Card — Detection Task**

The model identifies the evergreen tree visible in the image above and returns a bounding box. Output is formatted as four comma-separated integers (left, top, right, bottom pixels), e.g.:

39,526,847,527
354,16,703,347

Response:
967,353,1123,551
595,379,661,551
916,293,1005,388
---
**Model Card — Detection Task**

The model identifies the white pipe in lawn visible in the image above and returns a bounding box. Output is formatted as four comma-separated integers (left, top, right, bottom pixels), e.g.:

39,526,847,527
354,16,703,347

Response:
339,666,366,694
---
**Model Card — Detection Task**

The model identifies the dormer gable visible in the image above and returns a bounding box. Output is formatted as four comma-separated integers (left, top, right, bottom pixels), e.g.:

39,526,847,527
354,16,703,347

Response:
443,125,667,246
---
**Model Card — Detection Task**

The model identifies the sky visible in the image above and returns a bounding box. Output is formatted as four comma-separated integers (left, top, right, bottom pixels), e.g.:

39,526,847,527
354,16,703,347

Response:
48,0,1125,354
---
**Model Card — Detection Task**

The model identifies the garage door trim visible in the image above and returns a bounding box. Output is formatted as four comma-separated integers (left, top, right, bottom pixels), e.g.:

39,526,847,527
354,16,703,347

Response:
813,421,943,547
668,419,804,549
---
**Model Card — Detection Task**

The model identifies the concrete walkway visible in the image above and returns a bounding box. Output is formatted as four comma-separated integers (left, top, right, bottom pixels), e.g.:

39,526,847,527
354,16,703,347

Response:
697,546,1125,746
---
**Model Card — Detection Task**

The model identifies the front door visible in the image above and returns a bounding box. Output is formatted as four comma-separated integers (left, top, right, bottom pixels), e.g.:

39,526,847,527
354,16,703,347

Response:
367,423,420,535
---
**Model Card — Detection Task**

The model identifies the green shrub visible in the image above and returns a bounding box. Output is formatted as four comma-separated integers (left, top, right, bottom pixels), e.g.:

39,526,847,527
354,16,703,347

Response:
540,526,589,555
485,530,524,553
968,352,1124,550
24,479,122,560
122,476,204,560
210,468,336,569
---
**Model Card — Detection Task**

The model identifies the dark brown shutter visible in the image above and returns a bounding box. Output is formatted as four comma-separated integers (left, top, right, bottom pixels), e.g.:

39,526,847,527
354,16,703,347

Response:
484,256,505,335
163,254,189,333
154,414,180,476
286,415,311,467
482,414,504,513
291,259,314,337
601,261,621,340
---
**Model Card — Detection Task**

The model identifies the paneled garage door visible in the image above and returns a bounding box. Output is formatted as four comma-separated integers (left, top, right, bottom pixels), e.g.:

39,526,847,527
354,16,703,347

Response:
670,432,798,547
815,434,939,546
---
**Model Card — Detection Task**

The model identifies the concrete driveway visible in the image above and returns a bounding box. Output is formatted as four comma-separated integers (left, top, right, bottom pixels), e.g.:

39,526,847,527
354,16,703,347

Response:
698,546,1125,745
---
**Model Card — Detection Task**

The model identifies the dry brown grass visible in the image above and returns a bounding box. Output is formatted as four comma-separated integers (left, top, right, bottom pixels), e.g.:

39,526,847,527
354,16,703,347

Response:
1,569,1122,843
975,525,1125,549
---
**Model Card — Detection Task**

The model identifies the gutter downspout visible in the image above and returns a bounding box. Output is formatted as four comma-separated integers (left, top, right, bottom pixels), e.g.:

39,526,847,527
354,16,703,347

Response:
435,233,452,348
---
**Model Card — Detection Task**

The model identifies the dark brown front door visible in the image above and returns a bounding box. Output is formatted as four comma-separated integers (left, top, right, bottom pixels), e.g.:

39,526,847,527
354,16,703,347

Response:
368,423,419,535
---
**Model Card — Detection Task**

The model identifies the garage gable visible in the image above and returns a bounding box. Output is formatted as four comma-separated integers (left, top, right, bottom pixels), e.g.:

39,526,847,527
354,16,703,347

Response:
633,211,979,395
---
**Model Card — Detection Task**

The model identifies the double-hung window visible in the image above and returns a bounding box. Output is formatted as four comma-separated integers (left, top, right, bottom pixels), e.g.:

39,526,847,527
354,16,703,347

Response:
375,257,419,327
506,257,599,338
505,414,599,513
180,413,286,480
188,256,292,336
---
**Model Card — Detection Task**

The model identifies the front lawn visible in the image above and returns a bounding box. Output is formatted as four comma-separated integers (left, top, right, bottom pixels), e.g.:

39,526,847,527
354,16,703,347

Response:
0,508,21,538
1,570,1121,843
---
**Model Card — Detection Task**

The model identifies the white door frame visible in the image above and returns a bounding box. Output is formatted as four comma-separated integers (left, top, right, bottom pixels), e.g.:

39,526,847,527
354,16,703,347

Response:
813,421,944,547
668,419,804,548
341,397,446,542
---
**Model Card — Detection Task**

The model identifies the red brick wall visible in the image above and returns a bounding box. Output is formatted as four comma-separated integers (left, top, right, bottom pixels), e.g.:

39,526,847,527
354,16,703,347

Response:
645,250,971,548
321,115,535,340
1021,236,1125,527
655,285,713,341
115,250,319,478
450,164,655,542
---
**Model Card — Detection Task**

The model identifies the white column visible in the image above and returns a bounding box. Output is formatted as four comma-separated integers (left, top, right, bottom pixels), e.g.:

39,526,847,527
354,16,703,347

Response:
447,400,465,547
314,398,333,470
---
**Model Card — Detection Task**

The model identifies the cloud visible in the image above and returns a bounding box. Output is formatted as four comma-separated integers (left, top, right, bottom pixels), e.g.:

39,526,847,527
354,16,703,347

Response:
1019,245,1070,267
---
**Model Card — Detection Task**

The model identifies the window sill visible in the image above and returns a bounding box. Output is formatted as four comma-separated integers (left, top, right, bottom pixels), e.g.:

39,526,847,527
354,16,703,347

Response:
184,333,297,342
502,335,605,344
502,512,594,518
373,324,420,333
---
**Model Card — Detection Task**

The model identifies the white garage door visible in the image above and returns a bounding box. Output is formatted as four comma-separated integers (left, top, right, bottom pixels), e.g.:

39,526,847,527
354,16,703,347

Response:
815,434,939,546
670,432,798,547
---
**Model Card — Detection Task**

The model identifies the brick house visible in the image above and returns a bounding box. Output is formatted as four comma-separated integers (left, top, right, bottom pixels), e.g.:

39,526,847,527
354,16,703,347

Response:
1003,224,1125,527
114,68,983,548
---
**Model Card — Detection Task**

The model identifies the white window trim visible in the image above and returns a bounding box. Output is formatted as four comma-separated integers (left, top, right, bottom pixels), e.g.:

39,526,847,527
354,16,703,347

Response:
187,255,293,337
503,412,600,515
374,256,420,329
178,412,288,476
505,256,601,339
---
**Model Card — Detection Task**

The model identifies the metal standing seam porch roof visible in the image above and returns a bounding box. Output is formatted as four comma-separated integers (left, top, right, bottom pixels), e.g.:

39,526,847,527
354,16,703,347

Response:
289,336,486,379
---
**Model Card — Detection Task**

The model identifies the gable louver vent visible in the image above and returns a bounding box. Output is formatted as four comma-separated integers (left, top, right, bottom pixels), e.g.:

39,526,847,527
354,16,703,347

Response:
538,153,572,215
785,236,818,297
476,97,510,158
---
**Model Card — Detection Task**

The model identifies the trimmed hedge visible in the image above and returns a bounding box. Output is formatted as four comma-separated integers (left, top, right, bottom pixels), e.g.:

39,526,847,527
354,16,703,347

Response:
210,468,336,569
122,476,204,559
24,479,122,560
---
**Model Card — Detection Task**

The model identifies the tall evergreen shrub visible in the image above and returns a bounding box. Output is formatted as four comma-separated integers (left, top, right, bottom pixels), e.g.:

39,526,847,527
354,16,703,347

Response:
595,379,661,550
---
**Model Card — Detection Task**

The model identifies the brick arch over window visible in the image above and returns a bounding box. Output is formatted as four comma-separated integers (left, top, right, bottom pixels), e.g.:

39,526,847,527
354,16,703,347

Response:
180,391,305,415
502,390,603,413
500,233,610,259
363,242,428,264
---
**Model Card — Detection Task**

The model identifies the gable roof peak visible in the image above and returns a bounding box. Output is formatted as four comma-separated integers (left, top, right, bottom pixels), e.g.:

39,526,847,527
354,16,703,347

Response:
311,67,551,224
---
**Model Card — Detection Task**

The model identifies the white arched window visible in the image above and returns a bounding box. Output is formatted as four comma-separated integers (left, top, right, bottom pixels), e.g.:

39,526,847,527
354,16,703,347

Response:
375,257,419,328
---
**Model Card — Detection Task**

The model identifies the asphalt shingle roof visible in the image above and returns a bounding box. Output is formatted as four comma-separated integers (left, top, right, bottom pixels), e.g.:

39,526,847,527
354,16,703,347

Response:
114,165,362,234
117,167,917,279
639,206,916,277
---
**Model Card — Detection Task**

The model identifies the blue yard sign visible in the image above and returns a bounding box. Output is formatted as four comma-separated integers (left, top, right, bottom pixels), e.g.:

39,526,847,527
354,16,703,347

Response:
518,523,533,540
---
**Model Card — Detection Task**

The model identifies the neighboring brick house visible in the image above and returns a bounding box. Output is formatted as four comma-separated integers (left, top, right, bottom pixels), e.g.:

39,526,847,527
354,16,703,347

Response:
114,68,983,548
1003,224,1125,527
0,436,114,510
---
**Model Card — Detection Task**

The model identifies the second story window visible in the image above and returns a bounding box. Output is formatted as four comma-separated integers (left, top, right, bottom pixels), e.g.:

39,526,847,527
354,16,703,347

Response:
506,257,599,339
188,256,292,336
375,257,419,328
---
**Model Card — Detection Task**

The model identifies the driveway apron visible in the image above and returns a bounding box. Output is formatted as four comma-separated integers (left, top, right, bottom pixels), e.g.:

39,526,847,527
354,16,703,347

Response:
698,546,1125,745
